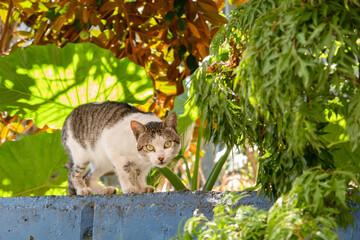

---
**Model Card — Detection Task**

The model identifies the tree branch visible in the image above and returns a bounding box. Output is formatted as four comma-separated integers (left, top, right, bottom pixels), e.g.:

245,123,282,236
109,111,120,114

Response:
0,0,13,56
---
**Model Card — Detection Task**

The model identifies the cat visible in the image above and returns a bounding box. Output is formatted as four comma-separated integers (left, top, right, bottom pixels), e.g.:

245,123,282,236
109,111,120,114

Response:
61,101,181,195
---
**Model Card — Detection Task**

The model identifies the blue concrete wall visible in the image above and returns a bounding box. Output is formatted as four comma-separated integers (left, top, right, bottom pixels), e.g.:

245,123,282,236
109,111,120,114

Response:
0,191,358,239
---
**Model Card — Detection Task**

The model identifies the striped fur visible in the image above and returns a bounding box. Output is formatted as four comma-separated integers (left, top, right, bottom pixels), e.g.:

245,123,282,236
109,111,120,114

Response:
61,101,180,195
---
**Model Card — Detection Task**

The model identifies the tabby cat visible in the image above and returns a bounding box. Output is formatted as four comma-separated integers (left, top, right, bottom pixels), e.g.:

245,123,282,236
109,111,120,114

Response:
61,101,180,195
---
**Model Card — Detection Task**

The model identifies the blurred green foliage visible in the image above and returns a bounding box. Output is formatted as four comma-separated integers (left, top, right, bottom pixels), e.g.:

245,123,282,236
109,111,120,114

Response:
191,0,360,198
0,131,68,196
182,0,360,237
177,168,360,239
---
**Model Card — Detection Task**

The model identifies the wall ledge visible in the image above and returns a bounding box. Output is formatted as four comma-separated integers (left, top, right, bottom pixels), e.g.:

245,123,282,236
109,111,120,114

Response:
0,191,358,239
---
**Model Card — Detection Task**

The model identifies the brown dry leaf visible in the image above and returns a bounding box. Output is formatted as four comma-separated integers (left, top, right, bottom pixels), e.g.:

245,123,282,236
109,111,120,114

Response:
195,17,210,38
215,0,226,9
207,62,218,73
82,6,89,23
164,95,176,109
232,0,249,7
197,0,219,14
5,0,227,114
90,12,101,25
197,43,209,59
33,21,48,44
53,16,68,34
167,64,180,83
150,62,160,75
201,11,228,26
99,1,118,12
187,21,201,38
155,76,169,82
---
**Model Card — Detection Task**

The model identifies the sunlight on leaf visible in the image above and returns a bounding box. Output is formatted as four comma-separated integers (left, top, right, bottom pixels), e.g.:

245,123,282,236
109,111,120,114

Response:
0,131,67,197
0,43,153,128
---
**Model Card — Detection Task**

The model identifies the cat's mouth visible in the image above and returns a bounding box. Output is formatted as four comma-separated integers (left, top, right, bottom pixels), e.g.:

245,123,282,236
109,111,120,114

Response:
157,161,167,167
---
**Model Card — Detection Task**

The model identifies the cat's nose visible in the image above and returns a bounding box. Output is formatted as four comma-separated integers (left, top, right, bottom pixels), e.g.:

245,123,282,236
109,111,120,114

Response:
158,156,164,162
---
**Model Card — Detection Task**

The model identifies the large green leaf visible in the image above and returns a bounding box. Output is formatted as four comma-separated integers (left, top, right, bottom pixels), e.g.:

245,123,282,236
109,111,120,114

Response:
172,84,199,135
0,131,68,197
0,42,153,128
320,122,360,173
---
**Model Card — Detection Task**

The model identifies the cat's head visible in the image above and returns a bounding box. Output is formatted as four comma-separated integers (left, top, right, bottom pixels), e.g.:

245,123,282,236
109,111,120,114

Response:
130,112,181,167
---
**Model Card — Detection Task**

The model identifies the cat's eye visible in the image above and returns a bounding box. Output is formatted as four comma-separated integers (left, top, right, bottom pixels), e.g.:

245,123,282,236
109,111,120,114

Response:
164,141,172,148
146,145,154,151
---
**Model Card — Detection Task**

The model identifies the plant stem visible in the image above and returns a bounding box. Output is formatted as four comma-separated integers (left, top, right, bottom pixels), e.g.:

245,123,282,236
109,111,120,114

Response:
191,117,204,191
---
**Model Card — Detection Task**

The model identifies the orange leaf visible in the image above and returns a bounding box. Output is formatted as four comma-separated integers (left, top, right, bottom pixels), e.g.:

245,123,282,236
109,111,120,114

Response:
187,21,201,38
99,2,118,12
197,43,209,59
1,126,10,139
82,7,89,23
215,0,226,10
90,12,101,25
195,17,210,37
8,115,18,124
23,120,34,132
66,5,75,19
53,16,67,33
34,21,48,44
197,0,219,14
232,0,249,6
200,11,228,26
9,123,25,133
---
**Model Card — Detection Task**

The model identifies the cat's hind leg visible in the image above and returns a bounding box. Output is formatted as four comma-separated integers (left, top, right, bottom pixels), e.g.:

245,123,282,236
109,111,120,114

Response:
68,160,92,196
83,166,117,195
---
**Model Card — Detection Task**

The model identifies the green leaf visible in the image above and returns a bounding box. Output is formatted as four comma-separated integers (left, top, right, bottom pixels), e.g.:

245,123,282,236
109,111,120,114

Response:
177,18,187,31
203,146,231,191
0,131,68,196
319,123,360,173
173,84,199,135
174,0,186,17
157,166,187,190
95,0,103,7
45,7,60,19
186,54,199,74
309,22,326,41
191,117,204,191
178,45,187,61
0,42,153,128
165,11,175,26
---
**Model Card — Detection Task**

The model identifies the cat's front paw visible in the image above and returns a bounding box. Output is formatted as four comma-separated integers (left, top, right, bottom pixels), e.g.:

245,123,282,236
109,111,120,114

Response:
141,186,154,193
77,187,92,196
104,186,117,195
123,186,141,194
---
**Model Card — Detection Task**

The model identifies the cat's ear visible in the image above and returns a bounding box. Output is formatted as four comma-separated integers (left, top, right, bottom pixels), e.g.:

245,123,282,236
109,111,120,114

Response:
130,120,146,140
163,112,177,132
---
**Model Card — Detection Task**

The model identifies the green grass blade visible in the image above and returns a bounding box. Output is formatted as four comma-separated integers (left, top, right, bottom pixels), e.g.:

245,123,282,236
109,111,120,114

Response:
158,166,187,191
191,117,205,191
182,156,192,187
203,146,231,191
